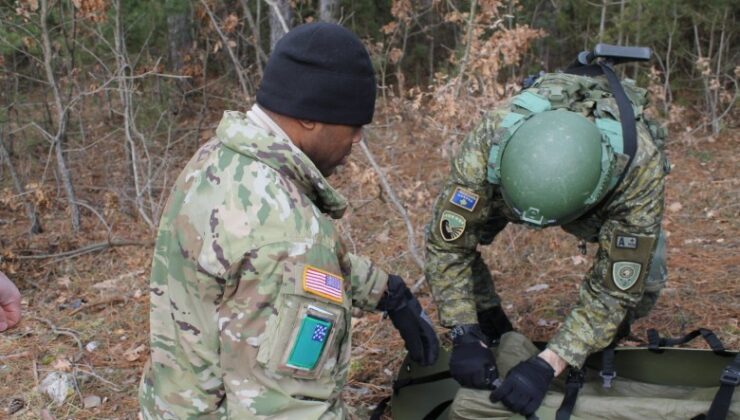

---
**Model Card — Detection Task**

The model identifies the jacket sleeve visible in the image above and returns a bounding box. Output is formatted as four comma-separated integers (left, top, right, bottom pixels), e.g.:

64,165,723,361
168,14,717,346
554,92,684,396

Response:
425,114,509,327
341,250,389,311
547,130,666,368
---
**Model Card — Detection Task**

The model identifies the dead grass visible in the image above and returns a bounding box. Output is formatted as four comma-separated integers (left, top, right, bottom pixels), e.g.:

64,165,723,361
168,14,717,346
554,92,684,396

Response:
0,105,737,418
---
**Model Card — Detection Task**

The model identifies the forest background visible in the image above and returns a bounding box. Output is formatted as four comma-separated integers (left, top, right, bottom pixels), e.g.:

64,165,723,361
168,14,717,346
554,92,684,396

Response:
0,0,737,418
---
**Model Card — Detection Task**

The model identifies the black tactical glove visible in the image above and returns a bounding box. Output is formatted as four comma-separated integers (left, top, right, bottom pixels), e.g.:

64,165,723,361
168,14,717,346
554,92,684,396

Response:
490,356,555,416
377,275,439,366
477,306,513,345
449,324,499,389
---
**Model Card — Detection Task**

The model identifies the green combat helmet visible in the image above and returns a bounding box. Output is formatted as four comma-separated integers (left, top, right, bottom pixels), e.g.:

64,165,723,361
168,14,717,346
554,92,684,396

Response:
496,110,617,227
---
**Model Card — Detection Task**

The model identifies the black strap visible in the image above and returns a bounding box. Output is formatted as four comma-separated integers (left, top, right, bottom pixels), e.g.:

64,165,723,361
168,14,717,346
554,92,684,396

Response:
598,62,638,176
392,370,453,393
369,396,391,420
599,346,617,388
422,400,454,420
555,367,586,420
564,62,638,209
706,353,740,420
647,328,727,354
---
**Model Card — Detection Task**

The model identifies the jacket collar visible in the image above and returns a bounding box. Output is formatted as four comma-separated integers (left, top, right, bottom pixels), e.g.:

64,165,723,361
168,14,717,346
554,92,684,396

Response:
216,108,348,219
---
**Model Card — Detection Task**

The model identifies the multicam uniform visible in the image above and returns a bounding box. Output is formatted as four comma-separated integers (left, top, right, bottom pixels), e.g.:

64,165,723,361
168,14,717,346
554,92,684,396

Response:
425,73,669,368
139,109,388,419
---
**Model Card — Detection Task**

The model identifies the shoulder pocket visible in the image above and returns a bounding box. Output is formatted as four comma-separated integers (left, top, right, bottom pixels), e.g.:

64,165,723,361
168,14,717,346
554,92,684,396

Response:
255,264,348,380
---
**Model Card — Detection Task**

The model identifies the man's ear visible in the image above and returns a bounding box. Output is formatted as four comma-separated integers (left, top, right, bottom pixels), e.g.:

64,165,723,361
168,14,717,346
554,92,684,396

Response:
298,120,317,130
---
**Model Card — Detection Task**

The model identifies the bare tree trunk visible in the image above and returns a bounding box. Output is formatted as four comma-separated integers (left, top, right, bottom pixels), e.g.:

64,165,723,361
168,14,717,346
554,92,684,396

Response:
240,0,268,77
40,0,80,232
632,0,642,78
0,129,41,234
165,0,193,75
617,0,626,45
114,0,155,229
455,0,477,97
598,0,608,43
319,0,339,23
663,3,677,113
711,8,728,134
267,0,292,51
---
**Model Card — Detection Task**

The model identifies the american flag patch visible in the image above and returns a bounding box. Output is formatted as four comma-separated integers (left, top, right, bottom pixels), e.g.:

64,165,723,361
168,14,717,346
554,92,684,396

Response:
302,265,344,303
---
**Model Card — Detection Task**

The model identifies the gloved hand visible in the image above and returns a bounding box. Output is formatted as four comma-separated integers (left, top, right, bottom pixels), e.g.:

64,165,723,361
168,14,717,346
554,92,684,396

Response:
477,306,513,345
376,275,439,366
490,356,555,416
449,324,498,389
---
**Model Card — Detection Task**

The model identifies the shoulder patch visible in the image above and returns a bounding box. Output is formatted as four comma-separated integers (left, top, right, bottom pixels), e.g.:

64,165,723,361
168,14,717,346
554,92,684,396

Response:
449,187,480,212
612,261,642,291
616,235,638,249
302,265,344,304
440,210,467,242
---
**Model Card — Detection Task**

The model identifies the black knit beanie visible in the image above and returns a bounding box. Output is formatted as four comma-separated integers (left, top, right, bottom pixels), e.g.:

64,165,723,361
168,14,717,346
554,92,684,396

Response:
257,22,376,126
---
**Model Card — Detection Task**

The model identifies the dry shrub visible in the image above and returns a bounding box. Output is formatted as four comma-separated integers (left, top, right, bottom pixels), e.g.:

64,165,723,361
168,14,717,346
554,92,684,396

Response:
380,0,544,133
71,0,108,22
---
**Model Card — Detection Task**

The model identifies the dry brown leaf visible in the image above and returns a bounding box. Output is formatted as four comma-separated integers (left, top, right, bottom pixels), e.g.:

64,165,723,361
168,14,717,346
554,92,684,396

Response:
57,276,71,288
123,344,147,362
223,13,239,33
668,202,683,213
51,358,72,372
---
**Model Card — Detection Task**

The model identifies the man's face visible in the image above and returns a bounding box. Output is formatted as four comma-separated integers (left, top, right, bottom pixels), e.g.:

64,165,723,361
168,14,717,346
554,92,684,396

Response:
301,123,363,177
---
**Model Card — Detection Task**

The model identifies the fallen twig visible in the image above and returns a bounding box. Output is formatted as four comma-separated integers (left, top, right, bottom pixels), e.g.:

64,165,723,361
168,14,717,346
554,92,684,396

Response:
15,239,152,260
75,367,123,392
69,296,127,316
0,351,32,361
30,316,84,358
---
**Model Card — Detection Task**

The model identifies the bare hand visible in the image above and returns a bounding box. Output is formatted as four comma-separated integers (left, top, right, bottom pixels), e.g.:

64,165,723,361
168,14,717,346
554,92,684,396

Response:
0,271,21,332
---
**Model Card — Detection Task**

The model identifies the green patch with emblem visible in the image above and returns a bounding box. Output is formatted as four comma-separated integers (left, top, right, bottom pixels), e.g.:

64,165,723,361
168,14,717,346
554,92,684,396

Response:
612,261,642,291
440,210,466,242
606,230,657,293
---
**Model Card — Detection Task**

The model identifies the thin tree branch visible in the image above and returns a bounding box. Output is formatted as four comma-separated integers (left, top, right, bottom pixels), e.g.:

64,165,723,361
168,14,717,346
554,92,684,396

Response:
200,0,252,99
265,0,290,33
358,137,425,275
0,128,41,233
454,0,478,98
40,0,80,232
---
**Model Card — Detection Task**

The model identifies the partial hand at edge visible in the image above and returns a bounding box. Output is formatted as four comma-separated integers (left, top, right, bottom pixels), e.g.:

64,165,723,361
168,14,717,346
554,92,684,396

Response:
0,271,21,332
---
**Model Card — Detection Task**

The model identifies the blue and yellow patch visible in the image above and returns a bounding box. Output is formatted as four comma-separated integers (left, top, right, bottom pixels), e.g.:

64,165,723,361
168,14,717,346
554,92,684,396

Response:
449,187,479,212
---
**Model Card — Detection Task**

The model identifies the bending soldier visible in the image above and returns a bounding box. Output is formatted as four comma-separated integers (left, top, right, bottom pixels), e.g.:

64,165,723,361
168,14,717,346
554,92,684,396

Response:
139,23,438,419
425,68,668,417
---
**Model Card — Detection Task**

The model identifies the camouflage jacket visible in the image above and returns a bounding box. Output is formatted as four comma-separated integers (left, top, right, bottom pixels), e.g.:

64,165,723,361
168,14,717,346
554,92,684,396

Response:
139,109,388,419
425,74,667,367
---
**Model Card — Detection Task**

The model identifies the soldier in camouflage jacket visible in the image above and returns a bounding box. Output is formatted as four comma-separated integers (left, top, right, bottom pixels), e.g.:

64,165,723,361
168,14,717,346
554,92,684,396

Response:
139,23,438,419
424,72,668,417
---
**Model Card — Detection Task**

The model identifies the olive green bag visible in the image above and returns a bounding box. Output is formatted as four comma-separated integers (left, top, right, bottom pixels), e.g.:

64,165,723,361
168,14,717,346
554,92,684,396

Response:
386,330,739,420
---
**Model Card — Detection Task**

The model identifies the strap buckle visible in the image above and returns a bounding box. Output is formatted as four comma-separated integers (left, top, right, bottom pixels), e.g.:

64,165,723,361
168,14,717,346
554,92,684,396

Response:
719,364,740,387
599,370,617,388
